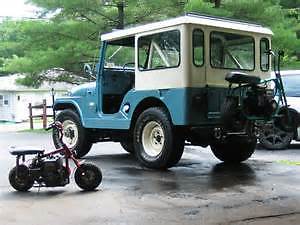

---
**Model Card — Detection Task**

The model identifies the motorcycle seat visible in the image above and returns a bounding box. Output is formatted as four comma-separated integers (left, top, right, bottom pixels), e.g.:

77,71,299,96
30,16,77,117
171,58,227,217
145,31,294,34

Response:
225,72,261,85
10,146,45,156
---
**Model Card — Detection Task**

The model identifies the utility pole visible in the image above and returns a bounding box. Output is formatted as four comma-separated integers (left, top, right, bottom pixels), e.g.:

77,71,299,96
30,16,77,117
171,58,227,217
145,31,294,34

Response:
102,0,125,29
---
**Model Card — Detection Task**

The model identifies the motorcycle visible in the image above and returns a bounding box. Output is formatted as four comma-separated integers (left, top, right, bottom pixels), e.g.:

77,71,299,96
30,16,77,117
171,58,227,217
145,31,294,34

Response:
219,50,297,137
8,121,102,192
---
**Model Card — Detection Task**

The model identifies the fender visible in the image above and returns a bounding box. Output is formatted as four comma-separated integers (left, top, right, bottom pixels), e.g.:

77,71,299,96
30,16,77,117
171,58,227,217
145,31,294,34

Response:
123,88,189,126
53,97,85,126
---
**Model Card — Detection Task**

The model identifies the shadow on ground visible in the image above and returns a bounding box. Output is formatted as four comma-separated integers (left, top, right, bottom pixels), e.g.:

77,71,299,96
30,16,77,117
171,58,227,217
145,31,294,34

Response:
83,153,258,195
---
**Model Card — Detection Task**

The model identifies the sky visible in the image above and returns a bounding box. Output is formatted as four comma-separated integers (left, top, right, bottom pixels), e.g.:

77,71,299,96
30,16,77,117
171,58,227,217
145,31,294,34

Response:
0,0,39,19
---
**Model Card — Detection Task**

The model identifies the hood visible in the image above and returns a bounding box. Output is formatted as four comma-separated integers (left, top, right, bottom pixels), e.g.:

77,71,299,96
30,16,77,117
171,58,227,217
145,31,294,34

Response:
70,82,96,96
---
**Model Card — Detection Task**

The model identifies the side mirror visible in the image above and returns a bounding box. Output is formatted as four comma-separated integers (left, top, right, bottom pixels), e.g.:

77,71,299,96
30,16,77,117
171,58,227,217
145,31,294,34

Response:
265,49,275,56
84,64,93,76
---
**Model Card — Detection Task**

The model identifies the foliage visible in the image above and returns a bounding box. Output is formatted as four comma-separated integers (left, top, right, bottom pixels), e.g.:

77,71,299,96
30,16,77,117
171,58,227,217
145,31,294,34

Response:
0,0,299,86
280,0,300,9
0,0,186,85
277,160,300,166
186,0,300,68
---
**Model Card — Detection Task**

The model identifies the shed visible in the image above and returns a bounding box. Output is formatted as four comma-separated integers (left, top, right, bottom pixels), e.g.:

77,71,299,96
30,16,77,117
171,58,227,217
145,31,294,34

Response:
0,74,74,122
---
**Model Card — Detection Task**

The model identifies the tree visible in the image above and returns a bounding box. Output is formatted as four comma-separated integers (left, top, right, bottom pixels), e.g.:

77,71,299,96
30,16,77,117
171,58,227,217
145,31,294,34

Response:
186,0,300,68
0,0,185,86
0,0,299,86
209,0,222,8
280,0,300,8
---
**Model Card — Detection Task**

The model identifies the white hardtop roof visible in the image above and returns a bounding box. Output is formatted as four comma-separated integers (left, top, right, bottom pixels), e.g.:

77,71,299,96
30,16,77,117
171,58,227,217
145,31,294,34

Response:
101,14,273,41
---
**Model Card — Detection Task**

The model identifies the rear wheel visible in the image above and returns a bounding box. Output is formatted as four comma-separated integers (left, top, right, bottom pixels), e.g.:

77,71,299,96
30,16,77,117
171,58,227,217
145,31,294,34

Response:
75,163,102,191
9,165,34,192
53,109,92,158
133,107,184,169
210,136,256,163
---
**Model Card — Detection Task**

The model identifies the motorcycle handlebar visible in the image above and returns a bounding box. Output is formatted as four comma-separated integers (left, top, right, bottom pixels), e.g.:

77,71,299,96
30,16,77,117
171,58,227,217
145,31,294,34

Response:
45,122,63,131
45,125,53,131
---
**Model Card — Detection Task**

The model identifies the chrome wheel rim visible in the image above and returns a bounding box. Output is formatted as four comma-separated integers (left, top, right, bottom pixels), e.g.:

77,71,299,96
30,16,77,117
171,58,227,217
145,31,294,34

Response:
62,120,79,149
142,121,165,157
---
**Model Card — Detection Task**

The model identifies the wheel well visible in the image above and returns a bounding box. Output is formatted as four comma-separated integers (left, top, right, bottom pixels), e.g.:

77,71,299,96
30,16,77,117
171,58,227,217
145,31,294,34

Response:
54,103,79,115
130,97,170,130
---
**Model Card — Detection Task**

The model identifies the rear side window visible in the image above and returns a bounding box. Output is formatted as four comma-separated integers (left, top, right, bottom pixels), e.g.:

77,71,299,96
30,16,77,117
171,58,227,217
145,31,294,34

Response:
193,29,204,67
260,38,270,71
210,31,255,71
138,30,180,71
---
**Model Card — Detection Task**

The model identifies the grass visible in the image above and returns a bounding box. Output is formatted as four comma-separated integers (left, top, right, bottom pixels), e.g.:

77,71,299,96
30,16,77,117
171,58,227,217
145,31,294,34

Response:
277,160,300,166
282,61,300,70
18,118,54,133
18,128,51,133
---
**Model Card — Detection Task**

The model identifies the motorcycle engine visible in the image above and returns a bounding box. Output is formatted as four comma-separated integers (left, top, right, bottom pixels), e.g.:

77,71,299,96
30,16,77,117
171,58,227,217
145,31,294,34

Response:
243,85,277,118
41,158,69,187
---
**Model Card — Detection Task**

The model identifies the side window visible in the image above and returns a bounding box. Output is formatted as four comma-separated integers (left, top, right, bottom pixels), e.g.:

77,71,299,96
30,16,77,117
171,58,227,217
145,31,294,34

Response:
260,38,270,71
0,95,3,107
210,32,255,71
193,29,204,67
138,30,180,70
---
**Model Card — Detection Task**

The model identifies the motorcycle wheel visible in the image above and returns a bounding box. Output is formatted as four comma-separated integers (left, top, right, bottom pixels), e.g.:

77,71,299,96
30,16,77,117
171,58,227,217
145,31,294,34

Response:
74,163,102,191
9,165,34,192
258,124,293,150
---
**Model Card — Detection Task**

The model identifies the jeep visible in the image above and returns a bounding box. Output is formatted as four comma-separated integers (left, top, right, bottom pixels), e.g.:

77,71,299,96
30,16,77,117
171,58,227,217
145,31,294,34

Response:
53,13,282,169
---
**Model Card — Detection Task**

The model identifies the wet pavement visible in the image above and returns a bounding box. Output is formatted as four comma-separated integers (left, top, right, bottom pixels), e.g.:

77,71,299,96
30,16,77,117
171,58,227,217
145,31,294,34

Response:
0,131,300,225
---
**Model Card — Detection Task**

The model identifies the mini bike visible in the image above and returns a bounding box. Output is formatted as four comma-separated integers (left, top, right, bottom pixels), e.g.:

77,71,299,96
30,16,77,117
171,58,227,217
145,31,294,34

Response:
8,122,102,192
219,50,296,137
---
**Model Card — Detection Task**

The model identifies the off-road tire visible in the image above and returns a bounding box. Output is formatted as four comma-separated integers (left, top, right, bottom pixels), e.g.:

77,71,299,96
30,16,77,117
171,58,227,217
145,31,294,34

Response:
120,140,134,154
166,129,185,167
133,107,184,169
210,136,256,163
53,109,92,158
75,163,102,191
9,165,34,192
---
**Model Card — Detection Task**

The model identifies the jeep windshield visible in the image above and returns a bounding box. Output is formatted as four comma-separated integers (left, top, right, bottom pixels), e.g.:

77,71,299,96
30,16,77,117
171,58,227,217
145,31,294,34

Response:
104,38,135,70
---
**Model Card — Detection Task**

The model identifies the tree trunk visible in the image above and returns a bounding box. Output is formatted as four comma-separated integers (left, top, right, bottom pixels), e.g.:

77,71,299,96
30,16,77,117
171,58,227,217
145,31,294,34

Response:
215,0,221,8
211,0,221,8
296,29,300,39
117,2,124,29
297,29,300,60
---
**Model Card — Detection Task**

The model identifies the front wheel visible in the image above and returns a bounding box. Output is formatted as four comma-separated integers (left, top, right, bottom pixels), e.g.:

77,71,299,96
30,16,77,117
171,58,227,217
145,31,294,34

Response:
75,163,102,191
53,109,92,158
9,165,34,192
210,136,256,163
120,140,134,154
133,107,184,169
